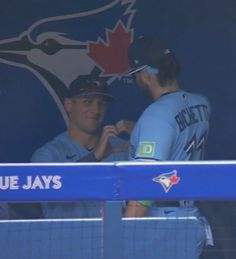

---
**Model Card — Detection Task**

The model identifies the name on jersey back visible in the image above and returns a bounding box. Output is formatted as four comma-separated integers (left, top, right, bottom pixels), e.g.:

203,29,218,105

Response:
175,104,209,132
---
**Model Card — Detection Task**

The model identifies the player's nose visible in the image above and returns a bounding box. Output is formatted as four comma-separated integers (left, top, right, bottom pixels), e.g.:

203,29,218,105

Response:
89,101,104,115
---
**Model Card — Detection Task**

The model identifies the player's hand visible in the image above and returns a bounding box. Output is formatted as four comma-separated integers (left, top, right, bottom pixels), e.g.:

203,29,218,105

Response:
115,120,135,135
93,125,118,160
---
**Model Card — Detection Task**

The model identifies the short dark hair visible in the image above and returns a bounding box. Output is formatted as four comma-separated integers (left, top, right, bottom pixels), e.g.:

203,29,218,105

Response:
127,36,181,86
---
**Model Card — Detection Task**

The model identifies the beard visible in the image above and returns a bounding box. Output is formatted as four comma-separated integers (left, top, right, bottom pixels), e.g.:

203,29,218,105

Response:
138,83,153,99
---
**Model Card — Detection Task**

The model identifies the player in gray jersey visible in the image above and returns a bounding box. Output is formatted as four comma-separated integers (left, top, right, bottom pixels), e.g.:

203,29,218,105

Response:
32,75,133,218
123,36,213,256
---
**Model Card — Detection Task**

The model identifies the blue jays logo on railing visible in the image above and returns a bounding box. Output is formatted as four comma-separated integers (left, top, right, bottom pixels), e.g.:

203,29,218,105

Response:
152,170,180,193
0,0,136,123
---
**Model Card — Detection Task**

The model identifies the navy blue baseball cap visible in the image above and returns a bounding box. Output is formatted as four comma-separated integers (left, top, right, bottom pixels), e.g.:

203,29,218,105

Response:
127,36,171,75
68,76,114,101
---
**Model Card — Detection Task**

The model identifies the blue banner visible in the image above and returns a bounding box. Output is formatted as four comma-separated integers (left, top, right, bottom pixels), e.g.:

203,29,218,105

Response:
0,161,235,201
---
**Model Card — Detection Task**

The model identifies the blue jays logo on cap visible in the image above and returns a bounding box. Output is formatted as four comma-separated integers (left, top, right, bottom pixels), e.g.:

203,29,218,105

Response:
68,76,115,101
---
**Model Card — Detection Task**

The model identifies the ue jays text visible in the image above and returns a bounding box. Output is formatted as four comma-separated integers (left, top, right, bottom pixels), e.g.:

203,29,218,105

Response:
0,175,62,190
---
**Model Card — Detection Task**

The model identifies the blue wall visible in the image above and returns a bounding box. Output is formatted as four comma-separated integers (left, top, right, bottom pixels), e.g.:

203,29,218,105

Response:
0,0,235,162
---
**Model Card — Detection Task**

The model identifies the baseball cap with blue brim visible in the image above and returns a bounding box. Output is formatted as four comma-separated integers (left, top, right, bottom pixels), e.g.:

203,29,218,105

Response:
127,36,171,75
68,76,114,101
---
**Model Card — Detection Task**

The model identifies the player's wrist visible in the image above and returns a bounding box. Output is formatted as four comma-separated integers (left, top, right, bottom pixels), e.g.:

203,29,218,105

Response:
93,149,103,161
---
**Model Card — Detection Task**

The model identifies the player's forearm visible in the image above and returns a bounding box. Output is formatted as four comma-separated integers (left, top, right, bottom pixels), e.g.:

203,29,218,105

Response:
124,201,149,217
78,152,100,162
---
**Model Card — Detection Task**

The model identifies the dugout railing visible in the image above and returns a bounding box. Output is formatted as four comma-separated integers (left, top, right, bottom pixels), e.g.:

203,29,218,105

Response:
0,161,235,259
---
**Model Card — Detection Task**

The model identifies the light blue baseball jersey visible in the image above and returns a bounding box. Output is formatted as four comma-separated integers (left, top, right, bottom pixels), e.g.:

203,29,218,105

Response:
129,90,210,161
128,90,212,252
32,131,128,218
32,131,128,163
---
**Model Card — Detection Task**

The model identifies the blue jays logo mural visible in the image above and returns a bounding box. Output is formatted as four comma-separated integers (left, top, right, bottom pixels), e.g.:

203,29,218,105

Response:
2,0,233,163
0,0,143,162
0,0,134,121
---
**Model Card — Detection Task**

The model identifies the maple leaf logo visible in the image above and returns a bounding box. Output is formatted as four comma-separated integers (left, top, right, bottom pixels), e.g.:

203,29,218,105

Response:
88,21,133,75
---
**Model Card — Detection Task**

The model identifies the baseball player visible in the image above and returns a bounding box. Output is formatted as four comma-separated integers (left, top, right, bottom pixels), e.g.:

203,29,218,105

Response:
32,76,133,218
123,36,213,255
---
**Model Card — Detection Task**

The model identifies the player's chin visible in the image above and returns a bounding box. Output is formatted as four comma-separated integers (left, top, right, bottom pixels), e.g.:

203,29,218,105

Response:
85,122,102,133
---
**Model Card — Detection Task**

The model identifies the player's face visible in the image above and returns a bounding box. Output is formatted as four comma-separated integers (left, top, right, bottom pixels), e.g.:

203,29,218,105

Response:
133,71,146,86
133,71,152,98
66,95,107,134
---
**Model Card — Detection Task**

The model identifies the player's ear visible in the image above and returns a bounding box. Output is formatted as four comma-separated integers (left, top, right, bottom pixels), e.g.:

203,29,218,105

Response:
141,70,154,85
64,98,73,113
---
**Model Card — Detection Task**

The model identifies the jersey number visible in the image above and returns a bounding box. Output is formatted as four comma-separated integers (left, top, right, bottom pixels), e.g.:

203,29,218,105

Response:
184,132,207,159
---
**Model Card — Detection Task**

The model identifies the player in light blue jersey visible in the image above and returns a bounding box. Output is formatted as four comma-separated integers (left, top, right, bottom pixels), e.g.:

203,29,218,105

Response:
130,91,210,161
31,129,128,163
123,36,213,256
32,75,133,218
